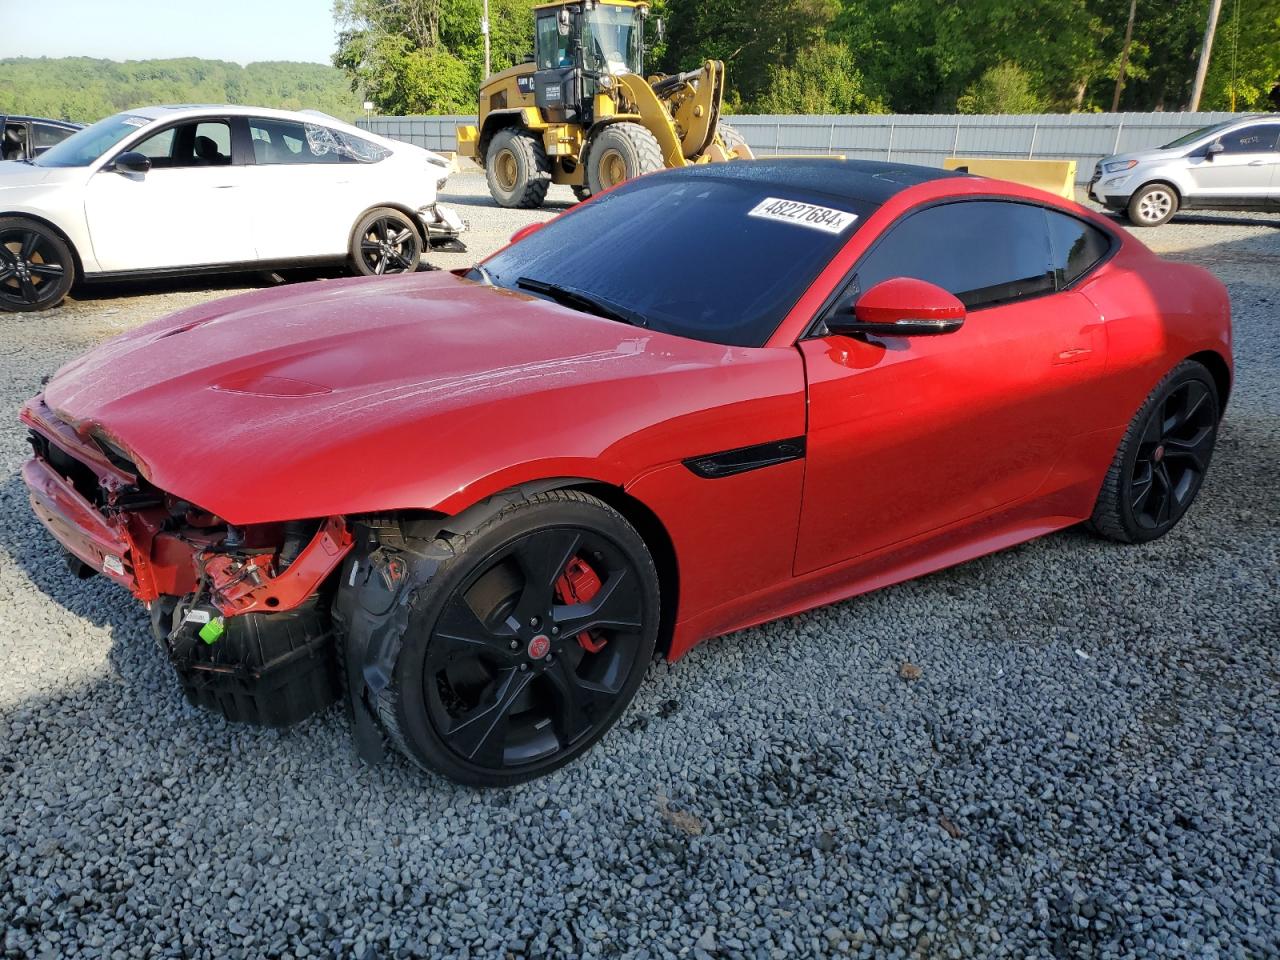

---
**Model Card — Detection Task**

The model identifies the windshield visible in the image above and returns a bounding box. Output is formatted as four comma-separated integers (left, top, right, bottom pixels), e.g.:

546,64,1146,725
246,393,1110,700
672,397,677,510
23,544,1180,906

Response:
582,6,644,75
35,113,152,167
1161,121,1237,150
473,173,874,347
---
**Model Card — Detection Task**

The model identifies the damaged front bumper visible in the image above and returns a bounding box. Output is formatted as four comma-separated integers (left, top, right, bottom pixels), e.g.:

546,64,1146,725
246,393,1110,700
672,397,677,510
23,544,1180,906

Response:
419,202,468,253
20,395,355,728
21,396,354,615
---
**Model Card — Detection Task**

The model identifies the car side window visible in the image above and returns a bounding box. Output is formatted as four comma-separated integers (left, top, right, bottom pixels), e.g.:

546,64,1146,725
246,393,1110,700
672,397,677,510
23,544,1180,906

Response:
133,128,175,160
2,122,28,161
852,200,1055,310
250,118,339,164
1045,211,1112,288
1216,125,1280,155
536,14,570,69
131,120,232,168
32,123,71,149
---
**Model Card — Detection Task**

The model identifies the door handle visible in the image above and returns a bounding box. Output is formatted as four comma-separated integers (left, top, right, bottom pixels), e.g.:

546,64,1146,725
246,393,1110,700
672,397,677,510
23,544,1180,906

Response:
213,184,238,189
1054,347,1092,364
1248,159,1269,166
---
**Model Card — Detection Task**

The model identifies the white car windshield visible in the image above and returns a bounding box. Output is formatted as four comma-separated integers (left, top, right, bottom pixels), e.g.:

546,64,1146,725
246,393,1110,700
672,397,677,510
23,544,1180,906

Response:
1161,121,1237,150
35,113,151,168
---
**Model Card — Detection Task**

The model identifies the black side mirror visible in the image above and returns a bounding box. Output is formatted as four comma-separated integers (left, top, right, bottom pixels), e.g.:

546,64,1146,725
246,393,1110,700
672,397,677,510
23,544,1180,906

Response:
112,151,151,175
1205,141,1224,160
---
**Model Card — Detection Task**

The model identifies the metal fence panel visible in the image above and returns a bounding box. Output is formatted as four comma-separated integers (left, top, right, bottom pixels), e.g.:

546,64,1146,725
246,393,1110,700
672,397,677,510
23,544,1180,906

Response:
359,112,1241,183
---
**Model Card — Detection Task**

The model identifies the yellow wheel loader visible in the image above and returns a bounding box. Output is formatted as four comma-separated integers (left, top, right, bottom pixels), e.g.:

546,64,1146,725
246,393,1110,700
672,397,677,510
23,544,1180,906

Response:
456,0,753,208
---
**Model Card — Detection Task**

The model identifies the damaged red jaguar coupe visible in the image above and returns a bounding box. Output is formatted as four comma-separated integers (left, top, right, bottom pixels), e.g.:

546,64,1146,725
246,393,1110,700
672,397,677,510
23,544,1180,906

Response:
21,159,1231,786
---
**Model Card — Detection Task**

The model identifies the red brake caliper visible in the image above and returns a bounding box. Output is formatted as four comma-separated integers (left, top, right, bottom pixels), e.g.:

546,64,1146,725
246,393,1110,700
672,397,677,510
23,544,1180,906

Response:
555,556,607,653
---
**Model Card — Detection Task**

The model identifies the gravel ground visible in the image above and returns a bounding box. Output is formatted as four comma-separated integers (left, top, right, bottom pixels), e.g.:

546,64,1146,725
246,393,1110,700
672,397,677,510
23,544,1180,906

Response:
1,174,1277,960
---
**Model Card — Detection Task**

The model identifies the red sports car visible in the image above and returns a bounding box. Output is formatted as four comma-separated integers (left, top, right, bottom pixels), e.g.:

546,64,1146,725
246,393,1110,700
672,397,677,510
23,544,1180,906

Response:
20,160,1231,786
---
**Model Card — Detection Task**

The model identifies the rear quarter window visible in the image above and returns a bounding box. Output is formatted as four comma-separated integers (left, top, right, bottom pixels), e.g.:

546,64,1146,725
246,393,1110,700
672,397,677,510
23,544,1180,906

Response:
1046,211,1112,287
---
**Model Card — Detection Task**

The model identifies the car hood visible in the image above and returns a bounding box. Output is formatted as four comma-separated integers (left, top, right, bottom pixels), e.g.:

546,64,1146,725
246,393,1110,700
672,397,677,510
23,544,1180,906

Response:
0,162,80,189
42,272,798,524
1101,146,1189,168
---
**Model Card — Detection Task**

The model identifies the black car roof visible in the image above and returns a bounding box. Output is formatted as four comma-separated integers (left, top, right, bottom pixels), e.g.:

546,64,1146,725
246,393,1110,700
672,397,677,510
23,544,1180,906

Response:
656,157,965,205
2,116,81,128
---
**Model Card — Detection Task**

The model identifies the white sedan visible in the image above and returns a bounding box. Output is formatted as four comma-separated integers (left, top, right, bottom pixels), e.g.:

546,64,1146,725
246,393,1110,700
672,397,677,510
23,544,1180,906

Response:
0,104,465,312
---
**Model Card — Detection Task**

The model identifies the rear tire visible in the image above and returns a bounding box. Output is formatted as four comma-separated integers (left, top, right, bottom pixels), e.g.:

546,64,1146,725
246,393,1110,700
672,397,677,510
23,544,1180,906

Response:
377,489,660,787
1089,360,1219,544
717,122,751,158
1127,183,1178,227
0,217,75,313
486,128,552,209
586,122,664,196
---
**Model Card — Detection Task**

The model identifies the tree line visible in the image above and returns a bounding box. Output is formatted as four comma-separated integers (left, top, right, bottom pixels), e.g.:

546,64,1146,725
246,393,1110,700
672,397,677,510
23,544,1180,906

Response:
333,0,1279,115
0,58,362,123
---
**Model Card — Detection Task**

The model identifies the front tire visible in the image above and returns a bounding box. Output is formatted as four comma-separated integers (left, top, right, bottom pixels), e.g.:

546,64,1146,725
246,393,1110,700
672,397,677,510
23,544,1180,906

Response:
486,128,552,209
1127,183,1178,227
377,490,660,787
1089,361,1220,543
0,217,75,313
586,122,664,196
350,208,422,277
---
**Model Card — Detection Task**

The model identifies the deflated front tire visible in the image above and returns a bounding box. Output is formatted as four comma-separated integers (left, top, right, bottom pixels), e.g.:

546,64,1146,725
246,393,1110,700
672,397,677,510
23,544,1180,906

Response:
367,490,661,787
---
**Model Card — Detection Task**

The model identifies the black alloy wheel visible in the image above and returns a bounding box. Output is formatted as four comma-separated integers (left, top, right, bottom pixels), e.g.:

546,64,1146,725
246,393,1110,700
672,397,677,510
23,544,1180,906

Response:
1091,361,1220,543
377,490,660,786
1128,378,1217,531
0,218,75,312
351,208,422,277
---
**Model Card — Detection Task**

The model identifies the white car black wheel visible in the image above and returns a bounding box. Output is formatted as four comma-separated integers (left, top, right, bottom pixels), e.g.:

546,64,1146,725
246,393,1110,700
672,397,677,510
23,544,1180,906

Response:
351,208,422,277
0,217,75,313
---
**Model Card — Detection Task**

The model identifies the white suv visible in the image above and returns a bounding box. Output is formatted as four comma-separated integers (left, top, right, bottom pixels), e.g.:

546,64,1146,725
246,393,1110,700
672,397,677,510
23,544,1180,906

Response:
1089,115,1280,227
0,104,465,312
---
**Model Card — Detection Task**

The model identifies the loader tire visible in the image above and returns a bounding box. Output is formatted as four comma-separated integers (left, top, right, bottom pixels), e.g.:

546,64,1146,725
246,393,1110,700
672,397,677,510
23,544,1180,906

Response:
718,122,752,159
486,128,552,209
586,122,664,195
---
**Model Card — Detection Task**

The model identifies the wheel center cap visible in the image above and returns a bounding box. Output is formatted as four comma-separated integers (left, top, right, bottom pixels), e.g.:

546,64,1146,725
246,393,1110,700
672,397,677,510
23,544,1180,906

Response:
527,634,551,660
1153,444,1166,463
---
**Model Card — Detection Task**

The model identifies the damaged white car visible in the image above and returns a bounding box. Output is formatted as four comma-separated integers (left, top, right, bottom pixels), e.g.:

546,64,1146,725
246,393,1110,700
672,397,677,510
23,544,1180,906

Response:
0,104,466,312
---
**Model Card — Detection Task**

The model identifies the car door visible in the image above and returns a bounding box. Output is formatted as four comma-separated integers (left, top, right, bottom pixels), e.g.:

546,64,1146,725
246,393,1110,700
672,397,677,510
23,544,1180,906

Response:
82,117,255,272
794,200,1110,576
1184,123,1280,204
244,116,369,261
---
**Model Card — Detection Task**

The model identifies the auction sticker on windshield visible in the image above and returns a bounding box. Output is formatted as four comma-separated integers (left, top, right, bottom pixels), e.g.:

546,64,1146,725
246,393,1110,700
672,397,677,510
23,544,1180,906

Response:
748,197,859,235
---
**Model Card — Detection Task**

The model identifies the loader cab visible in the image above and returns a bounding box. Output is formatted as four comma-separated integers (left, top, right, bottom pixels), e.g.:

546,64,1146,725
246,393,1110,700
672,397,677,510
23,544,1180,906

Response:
533,1,647,124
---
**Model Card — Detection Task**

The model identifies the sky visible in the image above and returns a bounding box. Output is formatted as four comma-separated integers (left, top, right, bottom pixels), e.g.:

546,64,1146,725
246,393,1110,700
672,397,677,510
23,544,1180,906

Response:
0,0,339,65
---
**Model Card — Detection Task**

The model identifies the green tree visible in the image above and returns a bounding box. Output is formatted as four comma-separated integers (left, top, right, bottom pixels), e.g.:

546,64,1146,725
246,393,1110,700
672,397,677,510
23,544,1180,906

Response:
1202,0,1280,110
753,41,885,114
660,0,838,108
956,62,1045,113
0,57,361,123
333,0,533,113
